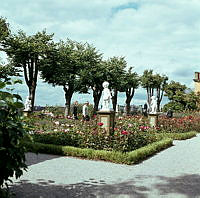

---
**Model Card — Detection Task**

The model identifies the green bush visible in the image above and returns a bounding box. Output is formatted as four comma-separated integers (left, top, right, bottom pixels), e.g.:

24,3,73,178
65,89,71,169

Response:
0,80,27,188
22,137,174,165
32,131,81,147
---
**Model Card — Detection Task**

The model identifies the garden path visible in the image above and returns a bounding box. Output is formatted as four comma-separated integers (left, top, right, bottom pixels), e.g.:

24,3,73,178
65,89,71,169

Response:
9,134,200,198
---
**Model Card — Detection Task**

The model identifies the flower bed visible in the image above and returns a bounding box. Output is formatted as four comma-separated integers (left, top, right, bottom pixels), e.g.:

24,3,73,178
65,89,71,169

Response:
24,112,200,153
158,115,200,133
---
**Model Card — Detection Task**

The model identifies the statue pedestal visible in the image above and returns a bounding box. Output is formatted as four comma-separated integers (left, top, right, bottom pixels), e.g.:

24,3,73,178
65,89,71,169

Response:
148,113,158,127
23,110,31,117
97,110,115,135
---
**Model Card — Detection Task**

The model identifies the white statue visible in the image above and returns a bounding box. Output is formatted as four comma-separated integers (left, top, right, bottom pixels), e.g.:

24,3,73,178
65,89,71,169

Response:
149,96,157,114
24,96,32,111
101,81,112,111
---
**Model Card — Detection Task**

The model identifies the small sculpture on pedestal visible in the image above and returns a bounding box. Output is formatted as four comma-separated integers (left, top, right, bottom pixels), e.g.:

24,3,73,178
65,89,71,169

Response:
149,96,157,114
24,96,32,112
101,81,112,111
97,81,115,134
148,96,158,127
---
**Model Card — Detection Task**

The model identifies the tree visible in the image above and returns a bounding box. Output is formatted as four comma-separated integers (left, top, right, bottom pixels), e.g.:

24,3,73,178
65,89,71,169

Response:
141,69,168,111
154,73,168,111
163,81,197,111
78,51,104,115
0,64,20,82
120,67,140,115
1,30,55,111
185,91,199,110
0,17,10,42
40,39,100,116
164,81,186,111
105,57,127,111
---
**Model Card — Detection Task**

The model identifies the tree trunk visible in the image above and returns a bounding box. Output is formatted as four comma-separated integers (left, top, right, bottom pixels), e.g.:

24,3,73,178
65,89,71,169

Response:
125,99,131,115
28,85,36,112
63,85,74,117
93,89,102,115
156,87,164,112
24,59,38,112
125,88,135,115
112,89,118,111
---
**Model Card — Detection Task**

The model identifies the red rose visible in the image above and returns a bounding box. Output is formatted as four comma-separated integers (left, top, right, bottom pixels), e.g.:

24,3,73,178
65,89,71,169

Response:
97,122,104,126
121,130,128,135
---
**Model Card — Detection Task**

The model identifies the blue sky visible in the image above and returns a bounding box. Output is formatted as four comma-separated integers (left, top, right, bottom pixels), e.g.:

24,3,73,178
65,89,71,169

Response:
1,0,200,107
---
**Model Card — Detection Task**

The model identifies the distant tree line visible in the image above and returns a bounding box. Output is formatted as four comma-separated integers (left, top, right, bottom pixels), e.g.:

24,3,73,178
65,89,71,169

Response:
0,16,199,114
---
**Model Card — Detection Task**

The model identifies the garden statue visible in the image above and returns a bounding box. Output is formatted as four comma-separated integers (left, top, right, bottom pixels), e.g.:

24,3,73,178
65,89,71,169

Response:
24,96,32,111
101,81,112,111
149,96,157,114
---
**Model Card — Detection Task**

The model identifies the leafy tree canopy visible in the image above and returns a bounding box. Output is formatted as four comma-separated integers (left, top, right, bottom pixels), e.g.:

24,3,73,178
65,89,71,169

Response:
0,17,10,42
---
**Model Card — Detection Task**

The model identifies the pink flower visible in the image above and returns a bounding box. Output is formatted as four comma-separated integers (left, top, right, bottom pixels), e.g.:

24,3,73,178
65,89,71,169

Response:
139,126,150,131
121,130,128,135
139,126,145,130
97,122,104,126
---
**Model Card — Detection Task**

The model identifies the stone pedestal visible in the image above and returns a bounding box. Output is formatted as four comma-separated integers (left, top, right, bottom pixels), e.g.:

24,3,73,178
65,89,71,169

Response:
148,113,158,127
97,110,115,135
23,110,31,117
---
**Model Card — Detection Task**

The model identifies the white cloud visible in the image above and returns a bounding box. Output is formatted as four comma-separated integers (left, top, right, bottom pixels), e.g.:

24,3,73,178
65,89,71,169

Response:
1,0,200,106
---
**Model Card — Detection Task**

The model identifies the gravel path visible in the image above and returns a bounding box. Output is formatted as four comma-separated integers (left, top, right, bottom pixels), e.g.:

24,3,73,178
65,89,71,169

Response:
9,134,200,198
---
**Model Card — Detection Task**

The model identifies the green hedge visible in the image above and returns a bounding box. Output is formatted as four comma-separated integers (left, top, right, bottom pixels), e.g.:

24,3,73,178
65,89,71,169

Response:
155,131,197,140
22,131,197,165
22,138,173,165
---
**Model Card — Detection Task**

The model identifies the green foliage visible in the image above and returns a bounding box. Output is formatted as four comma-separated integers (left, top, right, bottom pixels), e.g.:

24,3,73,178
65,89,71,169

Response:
164,81,187,101
0,80,27,188
0,17,10,42
2,30,55,111
164,81,198,111
158,115,200,133
163,101,185,112
40,39,102,115
127,138,173,164
120,67,140,114
154,131,197,140
26,115,158,153
23,131,196,165
141,69,168,110
31,131,81,147
0,188,11,198
0,64,20,82
105,56,127,89
104,56,127,110
22,138,173,165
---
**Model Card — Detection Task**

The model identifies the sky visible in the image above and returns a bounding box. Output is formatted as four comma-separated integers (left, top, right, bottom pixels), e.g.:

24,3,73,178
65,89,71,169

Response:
1,0,200,107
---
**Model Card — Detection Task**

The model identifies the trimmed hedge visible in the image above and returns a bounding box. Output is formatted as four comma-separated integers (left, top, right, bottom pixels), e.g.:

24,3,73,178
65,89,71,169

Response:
22,131,197,165
22,138,173,165
155,131,197,140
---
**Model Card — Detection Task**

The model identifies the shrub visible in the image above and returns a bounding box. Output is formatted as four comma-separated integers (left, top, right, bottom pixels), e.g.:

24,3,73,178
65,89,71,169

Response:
158,115,200,133
31,131,81,147
0,80,27,189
